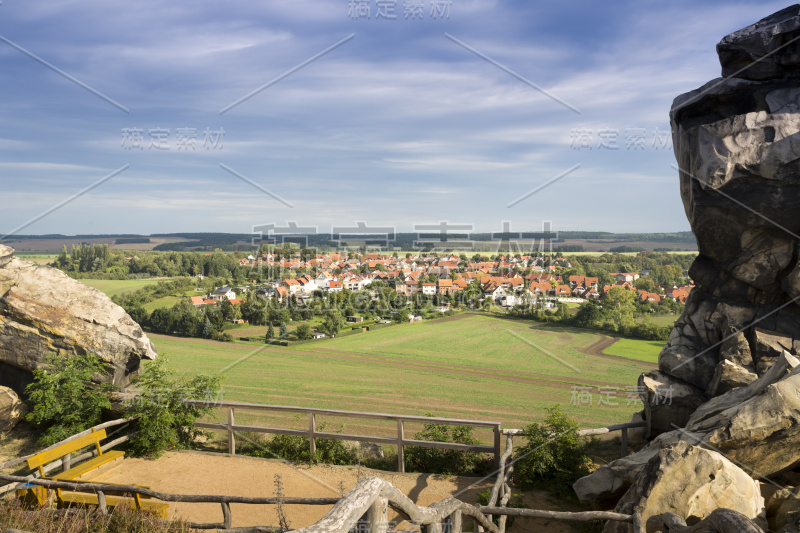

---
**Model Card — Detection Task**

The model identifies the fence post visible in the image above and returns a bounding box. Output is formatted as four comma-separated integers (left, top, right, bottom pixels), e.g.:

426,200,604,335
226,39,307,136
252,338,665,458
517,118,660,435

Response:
397,420,405,473
228,407,235,455
61,453,71,473
448,510,463,533
309,413,317,458
366,496,388,533
620,427,628,458
493,424,501,471
221,502,232,529
96,490,108,515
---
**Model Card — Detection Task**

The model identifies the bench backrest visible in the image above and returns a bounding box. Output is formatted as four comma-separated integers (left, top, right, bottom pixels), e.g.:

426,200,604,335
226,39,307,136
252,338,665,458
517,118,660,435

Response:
27,429,107,472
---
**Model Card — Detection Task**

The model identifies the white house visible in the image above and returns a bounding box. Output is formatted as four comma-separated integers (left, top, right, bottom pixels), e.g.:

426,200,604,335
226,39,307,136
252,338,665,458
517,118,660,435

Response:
327,280,343,293
315,273,331,289
210,287,236,301
421,283,437,296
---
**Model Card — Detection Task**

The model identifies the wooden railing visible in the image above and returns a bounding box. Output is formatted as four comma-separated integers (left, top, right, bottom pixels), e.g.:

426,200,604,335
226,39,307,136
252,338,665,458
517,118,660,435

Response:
0,474,644,533
186,400,503,471
1,410,648,532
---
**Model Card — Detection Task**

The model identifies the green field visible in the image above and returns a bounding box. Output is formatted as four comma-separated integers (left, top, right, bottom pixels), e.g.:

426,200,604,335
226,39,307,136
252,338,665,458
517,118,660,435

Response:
77,278,176,298
602,338,663,363
152,314,657,437
142,296,184,312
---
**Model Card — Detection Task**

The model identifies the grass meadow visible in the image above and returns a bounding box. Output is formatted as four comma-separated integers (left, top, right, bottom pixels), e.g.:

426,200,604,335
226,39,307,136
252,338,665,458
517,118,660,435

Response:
151,314,658,443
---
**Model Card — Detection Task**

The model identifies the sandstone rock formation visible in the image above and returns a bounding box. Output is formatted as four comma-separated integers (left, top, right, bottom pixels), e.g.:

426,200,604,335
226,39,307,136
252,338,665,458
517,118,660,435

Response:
603,441,765,533
642,3,800,436
0,244,157,396
0,386,23,432
574,9,800,530
575,352,800,506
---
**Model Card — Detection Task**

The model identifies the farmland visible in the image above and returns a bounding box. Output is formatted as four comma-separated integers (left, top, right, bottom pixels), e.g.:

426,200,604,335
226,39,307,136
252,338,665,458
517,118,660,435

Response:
151,314,657,440
78,278,173,298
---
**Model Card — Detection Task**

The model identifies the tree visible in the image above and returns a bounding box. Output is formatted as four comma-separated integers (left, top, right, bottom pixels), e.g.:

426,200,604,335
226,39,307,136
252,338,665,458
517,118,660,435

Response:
321,309,345,337
219,297,236,322
25,353,113,446
574,301,600,327
202,318,214,338
266,323,275,341
279,323,288,337
127,355,223,457
296,323,312,340
604,286,636,326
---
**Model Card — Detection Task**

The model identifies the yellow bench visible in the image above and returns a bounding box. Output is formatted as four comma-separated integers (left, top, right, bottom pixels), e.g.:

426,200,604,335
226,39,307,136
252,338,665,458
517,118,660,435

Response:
54,479,169,519
26,428,124,482
18,428,168,518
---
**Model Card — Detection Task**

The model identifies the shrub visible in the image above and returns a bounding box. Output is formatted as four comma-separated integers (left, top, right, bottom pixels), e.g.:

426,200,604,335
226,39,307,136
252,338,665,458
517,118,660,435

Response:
126,355,223,457
25,353,113,447
513,406,595,499
240,423,357,465
404,417,491,476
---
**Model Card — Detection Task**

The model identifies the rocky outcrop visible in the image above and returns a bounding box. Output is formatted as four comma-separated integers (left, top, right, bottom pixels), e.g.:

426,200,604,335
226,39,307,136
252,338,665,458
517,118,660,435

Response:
575,352,800,506
639,3,800,437
573,7,800,530
0,386,23,432
602,441,765,533
0,244,157,396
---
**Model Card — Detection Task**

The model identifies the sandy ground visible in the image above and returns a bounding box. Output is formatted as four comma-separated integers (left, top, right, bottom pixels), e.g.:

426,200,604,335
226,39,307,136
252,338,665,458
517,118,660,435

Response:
92,450,576,532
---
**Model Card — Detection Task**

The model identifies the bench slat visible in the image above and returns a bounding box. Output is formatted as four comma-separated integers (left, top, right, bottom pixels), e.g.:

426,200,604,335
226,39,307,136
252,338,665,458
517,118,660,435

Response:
58,492,169,519
27,429,107,470
50,450,124,481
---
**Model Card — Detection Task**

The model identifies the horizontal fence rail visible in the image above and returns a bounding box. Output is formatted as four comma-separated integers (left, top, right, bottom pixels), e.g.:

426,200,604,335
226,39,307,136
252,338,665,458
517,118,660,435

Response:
186,400,503,472
1,411,649,533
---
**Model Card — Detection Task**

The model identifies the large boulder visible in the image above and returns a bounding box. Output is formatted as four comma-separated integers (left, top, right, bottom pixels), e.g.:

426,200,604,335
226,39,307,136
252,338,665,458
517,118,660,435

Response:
603,441,765,533
0,245,157,396
0,385,23,432
575,355,800,506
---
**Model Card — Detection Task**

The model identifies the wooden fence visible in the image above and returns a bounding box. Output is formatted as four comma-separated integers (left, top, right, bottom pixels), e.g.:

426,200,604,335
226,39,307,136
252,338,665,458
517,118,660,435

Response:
0,412,649,532
186,401,503,471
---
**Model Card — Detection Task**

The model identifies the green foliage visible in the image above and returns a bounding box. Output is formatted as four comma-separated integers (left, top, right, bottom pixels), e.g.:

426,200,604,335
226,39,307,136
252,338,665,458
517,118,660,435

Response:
514,406,594,499
25,354,112,447
295,323,312,340
321,309,345,336
240,423,357,465
404,417,491,476
126,356,223,458
477,488,527,528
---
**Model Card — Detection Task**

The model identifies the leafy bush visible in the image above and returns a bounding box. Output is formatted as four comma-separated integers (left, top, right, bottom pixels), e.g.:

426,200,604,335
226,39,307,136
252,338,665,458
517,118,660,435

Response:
25,353,113,446
240,423,357,465
404,417,491,476
513,406,595,499
126,355,223,457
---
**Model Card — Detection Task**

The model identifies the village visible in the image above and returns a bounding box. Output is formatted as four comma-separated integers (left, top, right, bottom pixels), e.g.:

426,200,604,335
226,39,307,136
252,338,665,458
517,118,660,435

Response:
191,250,694,314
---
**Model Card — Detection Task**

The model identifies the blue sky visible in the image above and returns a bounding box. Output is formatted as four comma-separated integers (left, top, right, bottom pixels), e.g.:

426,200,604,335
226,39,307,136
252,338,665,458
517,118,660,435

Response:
0,0,789,236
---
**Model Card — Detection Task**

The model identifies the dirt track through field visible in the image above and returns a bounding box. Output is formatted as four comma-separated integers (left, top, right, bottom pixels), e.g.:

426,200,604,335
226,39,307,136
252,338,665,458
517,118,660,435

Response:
151,332,651,390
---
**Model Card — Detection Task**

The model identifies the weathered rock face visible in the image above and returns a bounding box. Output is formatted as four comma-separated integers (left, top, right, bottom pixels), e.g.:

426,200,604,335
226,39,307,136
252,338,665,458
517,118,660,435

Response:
602,441,765,533
0,385,23,432
576,351,800,507
643,4,800,435
0,244,157,396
